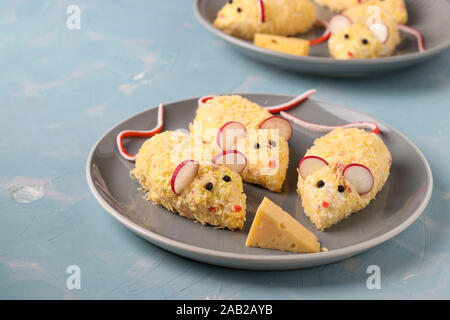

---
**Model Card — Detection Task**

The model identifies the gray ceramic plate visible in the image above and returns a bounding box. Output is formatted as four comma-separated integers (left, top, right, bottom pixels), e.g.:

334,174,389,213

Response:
194,0,450,76
86,94,432,270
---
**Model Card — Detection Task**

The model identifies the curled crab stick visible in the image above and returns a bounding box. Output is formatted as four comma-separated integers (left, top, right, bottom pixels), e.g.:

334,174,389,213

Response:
279,111,380,135
309,18,331,46
397,25,425,52
198,89,316,113
117,103,164,161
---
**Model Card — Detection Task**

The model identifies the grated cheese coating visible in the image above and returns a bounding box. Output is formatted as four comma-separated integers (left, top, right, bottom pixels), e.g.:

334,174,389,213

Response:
328,4,400,59
132,131,246,230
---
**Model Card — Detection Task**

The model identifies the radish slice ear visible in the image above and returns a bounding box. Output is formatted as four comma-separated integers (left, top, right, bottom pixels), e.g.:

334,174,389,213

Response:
171,160,199,195
298,156,328,179
329,14,352,34
342,164,374,195
369,22,389,43
216,121,247,149
212,150,247,173
259,116,293,141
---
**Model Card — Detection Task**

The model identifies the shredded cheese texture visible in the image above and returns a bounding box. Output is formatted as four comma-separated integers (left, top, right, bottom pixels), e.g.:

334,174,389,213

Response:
297,128,391,230
213,0,317,40
132,131,247,230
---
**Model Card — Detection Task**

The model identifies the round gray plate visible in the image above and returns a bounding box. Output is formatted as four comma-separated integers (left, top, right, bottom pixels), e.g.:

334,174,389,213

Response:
194,0,450,76
86,94,432,270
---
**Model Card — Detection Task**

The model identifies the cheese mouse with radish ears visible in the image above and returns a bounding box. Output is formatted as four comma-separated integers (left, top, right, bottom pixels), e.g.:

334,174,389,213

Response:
190,92,318,192
132,130,247,230
296,128,391,231
213,0,317,40
327,4,401,59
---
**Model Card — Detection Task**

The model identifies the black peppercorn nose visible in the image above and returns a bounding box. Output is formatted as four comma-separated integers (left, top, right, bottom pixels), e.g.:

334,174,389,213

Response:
317,180,325,188
338,185,345,193
223,175,231,182
204,182,213,191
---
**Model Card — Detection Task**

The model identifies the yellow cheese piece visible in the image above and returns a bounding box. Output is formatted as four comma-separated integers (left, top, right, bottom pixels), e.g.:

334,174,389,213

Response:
254,33,309,56
245,197,320,253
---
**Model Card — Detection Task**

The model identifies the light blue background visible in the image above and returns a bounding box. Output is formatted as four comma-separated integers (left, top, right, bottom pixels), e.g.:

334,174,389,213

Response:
0,0,449,299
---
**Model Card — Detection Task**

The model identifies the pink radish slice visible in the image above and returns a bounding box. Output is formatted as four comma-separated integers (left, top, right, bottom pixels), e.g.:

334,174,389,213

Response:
198,95,216,107
264,89,316,113
117,103,164,161
216,121,247,149
398,25,425,52
342,164,374,194
369,22,389,44
279,111,380,135
259,116,293,141
298,156,328,179
329,14,352,34
171,160,199,195
212,150,247,173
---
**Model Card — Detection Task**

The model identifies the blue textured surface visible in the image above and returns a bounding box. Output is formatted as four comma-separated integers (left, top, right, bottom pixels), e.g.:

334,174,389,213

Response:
0,0,449,299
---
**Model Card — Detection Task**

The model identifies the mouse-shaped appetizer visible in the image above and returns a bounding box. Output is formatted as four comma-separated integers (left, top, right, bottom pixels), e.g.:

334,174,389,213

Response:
315,0,407,24
213,0,317,40
132,130,247,230
190,92,316,191
327,5,401,59
297,128,391,230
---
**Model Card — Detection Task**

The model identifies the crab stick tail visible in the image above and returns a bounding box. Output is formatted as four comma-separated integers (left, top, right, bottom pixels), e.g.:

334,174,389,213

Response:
265,89,316,114
310,19,331,46
280,111,380,135
117,103,164,161
198,95,216,107
398,25,425,52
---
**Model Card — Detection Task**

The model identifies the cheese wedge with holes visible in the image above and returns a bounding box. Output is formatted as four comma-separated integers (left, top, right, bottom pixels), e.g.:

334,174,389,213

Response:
254,33,310,56
245,197,320,253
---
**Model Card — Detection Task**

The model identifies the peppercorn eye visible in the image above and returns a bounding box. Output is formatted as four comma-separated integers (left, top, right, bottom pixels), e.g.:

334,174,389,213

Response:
237,7,242,13
338,185,345,193
362,38,368,45
228,0,233,3
254,143,260,149
344,34,349,39
317,180,325,188
223,175,231,182
204,182,213,191
269,140,277,147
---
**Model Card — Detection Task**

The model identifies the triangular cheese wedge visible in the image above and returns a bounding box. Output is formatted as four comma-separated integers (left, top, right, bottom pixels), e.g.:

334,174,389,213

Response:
245,197,320,253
